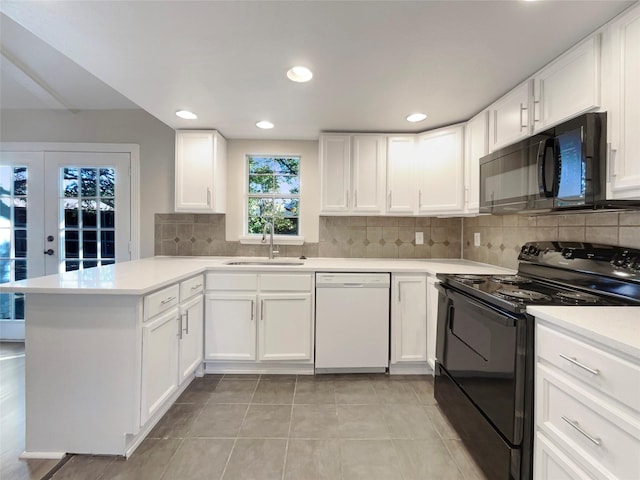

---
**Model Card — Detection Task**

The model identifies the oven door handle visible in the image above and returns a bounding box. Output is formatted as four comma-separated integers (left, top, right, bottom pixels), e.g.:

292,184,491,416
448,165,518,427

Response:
447,288,519,327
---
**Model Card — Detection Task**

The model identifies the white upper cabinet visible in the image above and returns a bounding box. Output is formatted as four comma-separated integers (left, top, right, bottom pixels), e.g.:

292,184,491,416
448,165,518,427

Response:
320,135,351,212
533,35,601,133
416,125,465,214
351,135,386,212
489,80,532,152
606,4,640,200
175,130,227,213
320,134,385,213
464,110,489,213
386,136,416,213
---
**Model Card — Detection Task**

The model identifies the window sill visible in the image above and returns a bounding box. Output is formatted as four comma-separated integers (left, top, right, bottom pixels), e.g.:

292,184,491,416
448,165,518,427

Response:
239,235,305,246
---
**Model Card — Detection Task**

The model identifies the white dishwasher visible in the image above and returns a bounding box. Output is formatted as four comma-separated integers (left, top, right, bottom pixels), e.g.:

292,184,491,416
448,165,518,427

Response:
315,273,390,372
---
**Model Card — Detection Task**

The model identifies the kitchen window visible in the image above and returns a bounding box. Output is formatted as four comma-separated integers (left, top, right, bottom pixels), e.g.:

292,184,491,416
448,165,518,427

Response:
246,155,301,238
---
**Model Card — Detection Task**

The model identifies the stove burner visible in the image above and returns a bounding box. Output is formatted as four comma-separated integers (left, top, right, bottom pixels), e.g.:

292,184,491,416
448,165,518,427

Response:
496,289,552,301
556,291,602,304
491,275,532,284
454,274,487,284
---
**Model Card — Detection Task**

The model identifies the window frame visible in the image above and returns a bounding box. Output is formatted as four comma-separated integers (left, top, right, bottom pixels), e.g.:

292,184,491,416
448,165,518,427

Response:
240,153,304,245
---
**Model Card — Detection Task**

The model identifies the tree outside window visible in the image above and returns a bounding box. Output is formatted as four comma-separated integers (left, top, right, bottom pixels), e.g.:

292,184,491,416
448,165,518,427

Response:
247,156,300,235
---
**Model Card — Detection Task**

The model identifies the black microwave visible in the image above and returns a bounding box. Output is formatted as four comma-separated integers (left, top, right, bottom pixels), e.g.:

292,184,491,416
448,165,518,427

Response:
479,113,607,214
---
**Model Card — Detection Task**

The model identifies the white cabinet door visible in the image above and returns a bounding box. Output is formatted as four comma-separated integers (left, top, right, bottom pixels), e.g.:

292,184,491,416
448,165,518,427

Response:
386,136,416,213
608,5,640,200
416,125,465,214
258,293,312,361
489,81,532,151
141,308,180,425
320,135,351,212
352,135,386,213
391,274,427,363
178,294,204,384
204,294,256,361
534,35,601,132
175,130,227,213
464,111,489,213
426,276,440,370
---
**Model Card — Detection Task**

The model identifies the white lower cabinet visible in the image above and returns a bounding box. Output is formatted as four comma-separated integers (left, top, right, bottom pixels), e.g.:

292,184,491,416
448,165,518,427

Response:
534,320,640,480
426,275,440,370
259,293,312,361
205,272,314,373
205,294,257,360
390,274,428,373
141,307,180,425
178,294,204,383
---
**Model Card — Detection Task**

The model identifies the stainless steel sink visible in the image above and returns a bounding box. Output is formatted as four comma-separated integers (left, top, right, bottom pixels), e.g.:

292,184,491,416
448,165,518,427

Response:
224,260,304,266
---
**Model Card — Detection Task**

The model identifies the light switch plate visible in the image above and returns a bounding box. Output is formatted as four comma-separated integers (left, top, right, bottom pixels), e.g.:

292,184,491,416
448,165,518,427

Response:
474,232,481,247
415,232,424,245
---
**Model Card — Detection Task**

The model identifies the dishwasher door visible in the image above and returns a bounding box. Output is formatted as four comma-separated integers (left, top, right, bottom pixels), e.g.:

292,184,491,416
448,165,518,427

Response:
315,273,390,372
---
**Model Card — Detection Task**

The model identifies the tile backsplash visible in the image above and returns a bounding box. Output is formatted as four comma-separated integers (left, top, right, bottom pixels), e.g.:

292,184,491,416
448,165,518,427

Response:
155,210,639,266
462,211,640,270
154,214,462,259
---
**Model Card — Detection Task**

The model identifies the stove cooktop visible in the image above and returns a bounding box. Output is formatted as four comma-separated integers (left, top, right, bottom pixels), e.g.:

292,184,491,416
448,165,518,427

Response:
438,273,631,314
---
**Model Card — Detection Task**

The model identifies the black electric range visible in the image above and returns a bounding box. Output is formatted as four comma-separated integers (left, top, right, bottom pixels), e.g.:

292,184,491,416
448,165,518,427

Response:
434,241,640,480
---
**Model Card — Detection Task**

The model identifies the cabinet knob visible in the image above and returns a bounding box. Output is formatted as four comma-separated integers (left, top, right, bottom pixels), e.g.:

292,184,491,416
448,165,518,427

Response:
43,249,55,256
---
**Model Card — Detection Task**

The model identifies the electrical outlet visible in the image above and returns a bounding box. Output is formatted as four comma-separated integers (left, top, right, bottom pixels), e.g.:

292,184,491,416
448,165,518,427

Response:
474,232,481,247
415,232,424,245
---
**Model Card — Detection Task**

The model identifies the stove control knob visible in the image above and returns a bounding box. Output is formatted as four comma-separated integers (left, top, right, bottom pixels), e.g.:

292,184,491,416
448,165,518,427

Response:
520,245,529,255
562,249,574,259
527,245,539,256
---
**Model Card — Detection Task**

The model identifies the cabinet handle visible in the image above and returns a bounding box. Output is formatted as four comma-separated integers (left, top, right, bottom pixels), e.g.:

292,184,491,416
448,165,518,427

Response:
345,190,349,207
261,299,264,321
184,310,189,335
191,284,203,291
250,300,254,321
398,283,402,303
559,354,599,375
519,103,528,131
161,296,176,305
561,416,601,446
533,99,540,124
388,191,392,210
608,143,618,180
355,190,358,208
418,189,422,207
207,187,212,207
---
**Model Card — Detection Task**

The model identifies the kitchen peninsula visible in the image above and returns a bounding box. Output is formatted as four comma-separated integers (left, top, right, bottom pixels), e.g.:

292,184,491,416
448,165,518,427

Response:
2,256,511,459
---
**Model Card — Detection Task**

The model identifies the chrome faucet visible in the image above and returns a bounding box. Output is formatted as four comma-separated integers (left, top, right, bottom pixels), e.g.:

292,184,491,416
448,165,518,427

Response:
261,222,278,259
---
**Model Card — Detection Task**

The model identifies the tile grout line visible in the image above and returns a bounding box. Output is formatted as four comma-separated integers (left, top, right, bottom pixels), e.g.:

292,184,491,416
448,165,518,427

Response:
157,437,186,480
218,375,261,480
280,374,298,480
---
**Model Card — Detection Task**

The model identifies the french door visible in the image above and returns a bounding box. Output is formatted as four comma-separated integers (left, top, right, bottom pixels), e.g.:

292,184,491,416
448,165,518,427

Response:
0,148,133,340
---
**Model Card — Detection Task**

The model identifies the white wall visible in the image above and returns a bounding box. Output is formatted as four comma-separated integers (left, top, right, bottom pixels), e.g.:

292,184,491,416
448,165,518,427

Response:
226,139,320,243
0,109,175,258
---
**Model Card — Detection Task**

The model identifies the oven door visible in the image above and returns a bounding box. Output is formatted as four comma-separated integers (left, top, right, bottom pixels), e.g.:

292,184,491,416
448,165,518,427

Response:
436,285,527,446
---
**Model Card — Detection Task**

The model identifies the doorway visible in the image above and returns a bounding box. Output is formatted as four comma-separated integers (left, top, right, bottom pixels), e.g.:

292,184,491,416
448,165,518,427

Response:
0,143,139,340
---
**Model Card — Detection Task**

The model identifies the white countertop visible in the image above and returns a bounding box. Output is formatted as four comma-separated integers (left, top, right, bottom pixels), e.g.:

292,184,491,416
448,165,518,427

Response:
528,305,640,359
0,256,513,295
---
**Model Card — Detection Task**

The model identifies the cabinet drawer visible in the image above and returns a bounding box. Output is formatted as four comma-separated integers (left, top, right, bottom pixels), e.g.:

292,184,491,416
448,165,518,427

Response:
260,273,312,291
535,432,593,480
537,363,640,480
206,273,258,291
180,275,204,301
144,284,180,321
537,323,640,413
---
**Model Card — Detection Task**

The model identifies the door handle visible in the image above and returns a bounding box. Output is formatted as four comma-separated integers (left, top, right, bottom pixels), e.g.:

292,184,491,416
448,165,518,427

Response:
44,249,55,256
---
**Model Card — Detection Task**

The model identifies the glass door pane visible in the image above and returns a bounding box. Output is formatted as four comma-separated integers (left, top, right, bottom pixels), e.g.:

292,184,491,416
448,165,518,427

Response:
0,152,45,340
44,152,131,275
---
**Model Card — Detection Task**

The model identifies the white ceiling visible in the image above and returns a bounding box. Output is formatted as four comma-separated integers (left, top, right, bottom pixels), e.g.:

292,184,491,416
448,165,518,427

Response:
0,0,636,140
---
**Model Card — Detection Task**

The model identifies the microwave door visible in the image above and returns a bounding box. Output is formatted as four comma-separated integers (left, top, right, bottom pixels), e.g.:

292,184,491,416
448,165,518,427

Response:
535,137,557,209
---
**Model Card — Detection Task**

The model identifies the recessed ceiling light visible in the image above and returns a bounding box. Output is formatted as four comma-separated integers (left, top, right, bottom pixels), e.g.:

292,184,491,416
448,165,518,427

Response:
256,121,274,129
286,66,313,83
175,110,197,120
406,113,427,123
